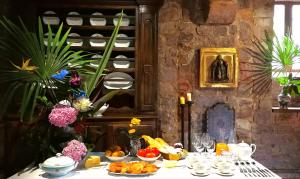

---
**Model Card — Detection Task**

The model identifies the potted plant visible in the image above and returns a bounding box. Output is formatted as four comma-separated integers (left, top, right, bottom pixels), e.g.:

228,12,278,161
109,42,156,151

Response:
246,31,300,107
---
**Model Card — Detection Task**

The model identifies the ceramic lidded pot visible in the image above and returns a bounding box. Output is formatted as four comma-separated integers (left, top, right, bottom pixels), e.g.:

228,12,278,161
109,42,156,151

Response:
237,141,256,161
40,153,77,177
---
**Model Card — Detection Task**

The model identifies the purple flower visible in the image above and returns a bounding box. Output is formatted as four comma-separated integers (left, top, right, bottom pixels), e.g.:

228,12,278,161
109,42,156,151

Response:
69,71,81,88
62,140,87,162
48,104,78,127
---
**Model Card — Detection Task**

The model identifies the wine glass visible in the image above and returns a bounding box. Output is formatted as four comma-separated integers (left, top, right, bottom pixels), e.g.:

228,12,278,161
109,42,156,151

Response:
206,139,215,155
201,133,211,153
192,133,204,154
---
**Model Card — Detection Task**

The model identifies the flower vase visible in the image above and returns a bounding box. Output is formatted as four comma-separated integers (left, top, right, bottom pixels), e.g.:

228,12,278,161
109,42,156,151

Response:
129,138,141,156
278,92,291,109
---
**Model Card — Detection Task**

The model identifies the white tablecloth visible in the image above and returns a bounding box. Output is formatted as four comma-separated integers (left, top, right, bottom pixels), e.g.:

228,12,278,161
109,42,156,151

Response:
8,153,282,179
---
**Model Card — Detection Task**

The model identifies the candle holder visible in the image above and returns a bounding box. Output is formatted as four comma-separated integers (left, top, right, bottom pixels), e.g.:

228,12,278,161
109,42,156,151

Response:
179,101,193,151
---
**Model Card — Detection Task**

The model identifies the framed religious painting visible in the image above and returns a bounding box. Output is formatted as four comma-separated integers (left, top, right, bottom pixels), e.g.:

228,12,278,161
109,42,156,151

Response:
199,48,238,88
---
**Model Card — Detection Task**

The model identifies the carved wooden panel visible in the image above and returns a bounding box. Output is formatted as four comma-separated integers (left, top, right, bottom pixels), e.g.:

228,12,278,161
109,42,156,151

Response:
204,103,235,142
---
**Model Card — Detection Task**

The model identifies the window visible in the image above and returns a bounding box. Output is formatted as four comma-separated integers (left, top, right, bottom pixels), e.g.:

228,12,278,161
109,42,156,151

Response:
273,1,300,74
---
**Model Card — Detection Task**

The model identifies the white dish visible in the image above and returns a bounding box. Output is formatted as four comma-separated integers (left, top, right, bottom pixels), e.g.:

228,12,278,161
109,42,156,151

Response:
137,154,161,162
66,12,83,26
190,170,210,177
90,54,103,67
42,11,60,25
113,13,130,26
108,171,156,176
67,33,83,46
104,72,133,89
105,154,129,162
113,55,130,68
216,170,235,176
114,34,130,47
90,34,106,47
44,33,56,46
90,12,106,26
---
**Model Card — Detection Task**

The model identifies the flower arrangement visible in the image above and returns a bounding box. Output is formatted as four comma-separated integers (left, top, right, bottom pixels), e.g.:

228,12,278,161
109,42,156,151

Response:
128,117,142,140
62,140,87,162
0,13,123,165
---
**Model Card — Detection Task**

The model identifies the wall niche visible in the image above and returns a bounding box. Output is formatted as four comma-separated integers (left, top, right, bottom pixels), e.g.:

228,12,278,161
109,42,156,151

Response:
181,0,237,25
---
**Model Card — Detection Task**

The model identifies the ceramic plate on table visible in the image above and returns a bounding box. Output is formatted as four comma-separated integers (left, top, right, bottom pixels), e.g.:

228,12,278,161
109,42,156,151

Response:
90,34,106,47
113,55,130,68
216,170,235,176
67,33,83,46
103,72,133,89
114,34,131,47
105,154,129,162
42,11,60,25
113,13,130,26
190,170,210,177
90,12,106,26
66,12,83,26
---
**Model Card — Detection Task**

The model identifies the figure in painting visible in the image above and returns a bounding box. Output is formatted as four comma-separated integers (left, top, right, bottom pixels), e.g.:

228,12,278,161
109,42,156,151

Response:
210,55,229,82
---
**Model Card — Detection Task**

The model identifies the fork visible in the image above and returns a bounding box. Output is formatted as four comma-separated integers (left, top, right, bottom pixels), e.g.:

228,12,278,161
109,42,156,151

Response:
240,161,254,177
245,161,265,177
252,161,275,177
235,162,248,177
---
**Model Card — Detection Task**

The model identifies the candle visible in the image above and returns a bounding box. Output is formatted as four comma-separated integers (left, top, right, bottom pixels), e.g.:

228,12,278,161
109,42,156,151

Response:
180,96,185,104
187,93,192,101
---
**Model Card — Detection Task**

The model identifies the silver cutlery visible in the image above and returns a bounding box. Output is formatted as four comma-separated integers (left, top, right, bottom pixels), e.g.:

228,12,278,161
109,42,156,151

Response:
245,161,265,177
251,161,272,177
240,161,254,177
235,162,249,177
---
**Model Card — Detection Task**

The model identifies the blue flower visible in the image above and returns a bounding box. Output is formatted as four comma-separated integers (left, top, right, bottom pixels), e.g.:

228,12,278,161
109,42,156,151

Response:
73,90,86,99
51,69,69,80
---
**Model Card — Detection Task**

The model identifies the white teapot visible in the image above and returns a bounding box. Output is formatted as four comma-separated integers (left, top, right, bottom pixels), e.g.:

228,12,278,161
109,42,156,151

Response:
237,141,256,160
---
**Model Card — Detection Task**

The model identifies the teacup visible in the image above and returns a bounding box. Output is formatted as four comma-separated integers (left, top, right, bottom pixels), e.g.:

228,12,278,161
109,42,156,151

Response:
193,162,210,174
218,161,234,174
187,155,199,168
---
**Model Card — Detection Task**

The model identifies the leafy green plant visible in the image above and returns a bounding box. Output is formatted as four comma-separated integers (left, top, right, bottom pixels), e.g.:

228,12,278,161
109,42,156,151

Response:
0,12,123,122
245,31,300,96
275,74,300,96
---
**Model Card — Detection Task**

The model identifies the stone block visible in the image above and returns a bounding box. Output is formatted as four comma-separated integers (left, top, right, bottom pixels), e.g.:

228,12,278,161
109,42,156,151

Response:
159,3,182,23
212,25,228,36
206,0,237,25
239,21,252,45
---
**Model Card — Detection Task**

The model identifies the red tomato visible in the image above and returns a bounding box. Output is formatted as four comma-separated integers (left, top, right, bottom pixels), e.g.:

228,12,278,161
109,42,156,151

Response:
145,148,152,154
138,149,146,157
152,148,160,156
145,152,156,158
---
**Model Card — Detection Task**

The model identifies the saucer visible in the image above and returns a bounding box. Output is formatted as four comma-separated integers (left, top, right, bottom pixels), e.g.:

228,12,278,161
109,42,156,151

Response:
42,11,60,25
90,12,106,26
190,171,210,177
216,170,234,176
90,34,106,47
66,12,83,26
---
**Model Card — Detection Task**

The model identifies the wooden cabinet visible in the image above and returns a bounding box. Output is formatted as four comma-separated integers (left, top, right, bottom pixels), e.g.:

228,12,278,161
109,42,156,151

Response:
35,0,163,150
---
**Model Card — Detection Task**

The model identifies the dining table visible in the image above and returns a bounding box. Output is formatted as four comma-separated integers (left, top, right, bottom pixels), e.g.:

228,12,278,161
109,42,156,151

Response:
8,152,282,179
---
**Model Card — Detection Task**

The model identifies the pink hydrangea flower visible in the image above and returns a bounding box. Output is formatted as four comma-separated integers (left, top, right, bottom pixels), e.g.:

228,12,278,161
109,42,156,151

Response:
48,104,78,127
62,140,87,162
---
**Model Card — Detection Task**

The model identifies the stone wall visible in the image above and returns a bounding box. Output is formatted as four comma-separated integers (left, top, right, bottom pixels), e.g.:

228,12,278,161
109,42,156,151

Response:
158,0,299,178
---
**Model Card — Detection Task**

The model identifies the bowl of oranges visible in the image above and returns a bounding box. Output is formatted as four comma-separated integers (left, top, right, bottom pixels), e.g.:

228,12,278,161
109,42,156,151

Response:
105,145,129,162
137,147,161,162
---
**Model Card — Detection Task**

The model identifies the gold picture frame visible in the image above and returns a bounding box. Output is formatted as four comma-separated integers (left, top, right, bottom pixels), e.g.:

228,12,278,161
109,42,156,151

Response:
199,48,238,88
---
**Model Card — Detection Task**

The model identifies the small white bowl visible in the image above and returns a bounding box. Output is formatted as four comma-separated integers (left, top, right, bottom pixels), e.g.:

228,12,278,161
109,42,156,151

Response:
66,12,83,26
90,12,106,26
113,13,130,26
106,154,129,162
67,33,83,46
114,34,130,47
42,11,60,25
90,34,106,47
137,154,161,162
90,54,103,68
113,55,130,68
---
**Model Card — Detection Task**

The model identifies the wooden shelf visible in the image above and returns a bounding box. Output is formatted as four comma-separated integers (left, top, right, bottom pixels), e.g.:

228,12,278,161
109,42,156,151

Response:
42,14,136,19
51,25,136,31
272,106,300,113
70,46,135,51
106,68,135,73
85,114,158,123
67,36,135,40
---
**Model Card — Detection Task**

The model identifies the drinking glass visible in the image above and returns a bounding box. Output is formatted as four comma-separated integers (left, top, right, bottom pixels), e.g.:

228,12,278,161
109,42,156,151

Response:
206,139,215,154
192,133,204,154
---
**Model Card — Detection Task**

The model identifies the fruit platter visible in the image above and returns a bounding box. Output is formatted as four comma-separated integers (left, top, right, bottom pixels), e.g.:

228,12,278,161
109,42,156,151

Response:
105,145,129,162
108,161,159,176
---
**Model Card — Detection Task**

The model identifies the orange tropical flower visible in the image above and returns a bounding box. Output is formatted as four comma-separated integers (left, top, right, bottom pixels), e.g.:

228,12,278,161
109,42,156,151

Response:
128,129,136,134
11,58,38,72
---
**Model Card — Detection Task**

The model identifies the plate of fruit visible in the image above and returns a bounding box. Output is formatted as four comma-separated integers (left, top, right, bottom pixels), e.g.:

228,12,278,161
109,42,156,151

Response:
105,145,129,162
108,161,159,176
137,147,161,162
